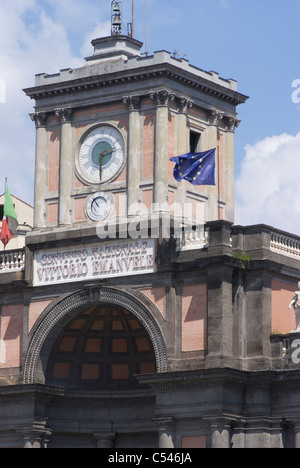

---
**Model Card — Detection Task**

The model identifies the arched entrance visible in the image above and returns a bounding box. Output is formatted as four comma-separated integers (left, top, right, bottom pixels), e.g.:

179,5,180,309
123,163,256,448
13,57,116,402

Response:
23,287,167,385
45,303,157,390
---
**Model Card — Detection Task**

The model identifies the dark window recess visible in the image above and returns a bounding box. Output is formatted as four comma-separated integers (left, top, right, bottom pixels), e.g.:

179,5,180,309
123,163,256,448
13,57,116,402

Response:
190,131,201,153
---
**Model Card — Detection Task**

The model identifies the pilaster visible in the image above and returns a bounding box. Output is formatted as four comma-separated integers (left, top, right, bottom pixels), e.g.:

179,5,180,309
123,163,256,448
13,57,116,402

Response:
153,417,176,449
123,95,141,216
207,108,223,221
30,112,48,229
210,420,231,449
222,115,240,222
55,108,73,227
244,269,273,369
206,262,234,368
150,90,175,212
176,97,193,213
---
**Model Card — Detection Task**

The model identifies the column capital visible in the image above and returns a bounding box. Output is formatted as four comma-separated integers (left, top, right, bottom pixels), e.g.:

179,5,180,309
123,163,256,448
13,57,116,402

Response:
150,89,175,107
55,107,73,123
123,95,141,112
224,115,241,132
177,96,194,114
30,112,48,128
208,108,224,126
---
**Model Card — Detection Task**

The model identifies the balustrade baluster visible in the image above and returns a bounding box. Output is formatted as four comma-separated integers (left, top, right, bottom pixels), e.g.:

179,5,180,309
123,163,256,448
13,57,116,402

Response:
270,231,300,259
0,249,25,272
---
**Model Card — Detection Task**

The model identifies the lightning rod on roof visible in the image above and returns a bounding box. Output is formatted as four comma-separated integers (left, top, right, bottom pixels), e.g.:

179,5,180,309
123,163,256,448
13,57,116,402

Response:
131,0,134,38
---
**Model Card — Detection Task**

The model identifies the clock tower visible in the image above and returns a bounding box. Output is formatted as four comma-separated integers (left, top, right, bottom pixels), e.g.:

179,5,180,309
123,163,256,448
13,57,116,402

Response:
15,6,258,450
25,28,247,233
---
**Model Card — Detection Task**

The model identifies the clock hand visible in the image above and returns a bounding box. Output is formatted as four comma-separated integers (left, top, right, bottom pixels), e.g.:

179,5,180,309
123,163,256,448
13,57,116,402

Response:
100,147,116,157
99,147,116,181
99,152,103,181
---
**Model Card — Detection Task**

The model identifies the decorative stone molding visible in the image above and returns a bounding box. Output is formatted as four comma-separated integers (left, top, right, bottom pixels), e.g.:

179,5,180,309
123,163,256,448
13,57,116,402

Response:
23,287,168,384
224,114,241,131
150,90,175,107
30,112,48,128
208,108,224,126
177,97,194,114
123,95,141,112
55,107,73,123
24,53,249,107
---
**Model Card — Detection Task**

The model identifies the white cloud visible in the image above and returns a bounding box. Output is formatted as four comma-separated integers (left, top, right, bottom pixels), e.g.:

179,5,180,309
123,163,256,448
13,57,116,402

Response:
0,0,115,205
235,132,300,235
0,1,89,204
80,21,111,58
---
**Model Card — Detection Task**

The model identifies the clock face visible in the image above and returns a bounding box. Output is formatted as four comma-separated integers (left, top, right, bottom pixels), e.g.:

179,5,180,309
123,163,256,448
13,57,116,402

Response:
78,125,125,184
85,192,113,221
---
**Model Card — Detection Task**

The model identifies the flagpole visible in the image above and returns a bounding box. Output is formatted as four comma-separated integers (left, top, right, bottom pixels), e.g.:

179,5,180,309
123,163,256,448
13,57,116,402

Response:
131,0,134,38
217,146,221,220
146,0,149,56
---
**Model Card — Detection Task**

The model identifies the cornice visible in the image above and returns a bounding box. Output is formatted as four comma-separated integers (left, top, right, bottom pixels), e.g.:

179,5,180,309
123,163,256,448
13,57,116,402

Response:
136,367,300,392
23,62,248,108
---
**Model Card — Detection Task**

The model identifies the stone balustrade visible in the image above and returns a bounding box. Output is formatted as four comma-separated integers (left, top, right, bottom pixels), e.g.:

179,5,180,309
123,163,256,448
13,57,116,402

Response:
176,226,209,251
0,249,25,272
270,230,300,259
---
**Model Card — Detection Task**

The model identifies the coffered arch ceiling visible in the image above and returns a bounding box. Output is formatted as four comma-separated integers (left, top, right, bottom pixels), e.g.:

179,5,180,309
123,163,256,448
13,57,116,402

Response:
46,303,157,391
23,287,167,386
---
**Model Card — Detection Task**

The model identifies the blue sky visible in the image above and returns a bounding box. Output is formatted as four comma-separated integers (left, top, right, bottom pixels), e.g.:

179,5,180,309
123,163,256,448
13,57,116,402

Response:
1,0,300,234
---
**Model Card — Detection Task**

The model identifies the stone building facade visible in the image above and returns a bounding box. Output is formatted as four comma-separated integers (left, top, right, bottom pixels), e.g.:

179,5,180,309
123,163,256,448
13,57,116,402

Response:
0,32,300,449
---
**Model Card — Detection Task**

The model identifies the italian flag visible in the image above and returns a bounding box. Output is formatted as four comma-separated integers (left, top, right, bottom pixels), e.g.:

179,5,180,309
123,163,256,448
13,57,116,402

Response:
0,182,18,248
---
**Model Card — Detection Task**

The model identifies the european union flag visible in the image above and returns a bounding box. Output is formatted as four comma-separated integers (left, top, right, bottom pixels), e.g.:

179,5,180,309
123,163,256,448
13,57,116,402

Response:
170,148,216,186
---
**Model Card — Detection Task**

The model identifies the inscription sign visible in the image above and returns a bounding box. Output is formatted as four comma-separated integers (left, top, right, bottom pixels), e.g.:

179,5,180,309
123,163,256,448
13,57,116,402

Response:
33,239,156,286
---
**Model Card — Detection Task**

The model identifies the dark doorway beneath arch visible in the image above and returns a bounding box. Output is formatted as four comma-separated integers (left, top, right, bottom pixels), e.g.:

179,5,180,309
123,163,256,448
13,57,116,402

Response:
45,304,156,391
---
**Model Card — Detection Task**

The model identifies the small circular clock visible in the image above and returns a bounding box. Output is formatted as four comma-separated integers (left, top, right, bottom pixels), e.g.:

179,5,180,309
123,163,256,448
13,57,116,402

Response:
77,125,125,184
85,192,113,221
